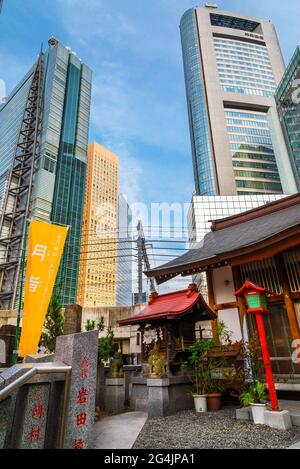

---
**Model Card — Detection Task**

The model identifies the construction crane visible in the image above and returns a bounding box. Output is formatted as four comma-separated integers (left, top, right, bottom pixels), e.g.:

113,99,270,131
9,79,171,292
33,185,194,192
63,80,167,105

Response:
136,220,156,304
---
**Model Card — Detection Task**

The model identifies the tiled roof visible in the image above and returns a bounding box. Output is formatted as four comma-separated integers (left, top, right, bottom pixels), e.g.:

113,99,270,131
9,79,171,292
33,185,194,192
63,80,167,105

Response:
119,284,216,325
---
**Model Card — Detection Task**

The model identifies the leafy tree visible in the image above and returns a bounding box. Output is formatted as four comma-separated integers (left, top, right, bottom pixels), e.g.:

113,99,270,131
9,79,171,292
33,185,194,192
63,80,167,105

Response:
98,325,118,364
97,316,105,332
41,291,64,353
85,319,96,331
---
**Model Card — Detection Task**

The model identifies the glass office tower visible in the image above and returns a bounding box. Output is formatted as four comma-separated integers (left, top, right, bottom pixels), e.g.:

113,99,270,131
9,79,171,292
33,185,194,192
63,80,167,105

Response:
0,37,92,306
180,5,296,196
275,46,300,186
117,194,133,307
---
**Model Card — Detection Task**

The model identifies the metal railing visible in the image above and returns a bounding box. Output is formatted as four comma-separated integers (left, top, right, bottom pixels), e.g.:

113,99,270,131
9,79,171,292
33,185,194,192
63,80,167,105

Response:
0,362,72,449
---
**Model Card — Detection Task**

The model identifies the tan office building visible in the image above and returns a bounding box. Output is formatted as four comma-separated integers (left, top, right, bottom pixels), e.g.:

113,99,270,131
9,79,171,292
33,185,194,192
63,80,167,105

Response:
77,142,119,307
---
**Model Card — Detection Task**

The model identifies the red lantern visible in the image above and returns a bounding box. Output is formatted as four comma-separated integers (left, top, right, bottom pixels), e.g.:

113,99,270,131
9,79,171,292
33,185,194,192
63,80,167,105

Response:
235,280,279,412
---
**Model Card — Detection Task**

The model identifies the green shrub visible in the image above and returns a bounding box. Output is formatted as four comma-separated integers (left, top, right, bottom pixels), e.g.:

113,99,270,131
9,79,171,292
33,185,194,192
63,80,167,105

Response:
240,380,268,407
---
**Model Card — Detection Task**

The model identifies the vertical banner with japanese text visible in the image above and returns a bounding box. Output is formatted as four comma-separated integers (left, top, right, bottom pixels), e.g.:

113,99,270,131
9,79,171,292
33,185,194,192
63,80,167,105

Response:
18,220,68,357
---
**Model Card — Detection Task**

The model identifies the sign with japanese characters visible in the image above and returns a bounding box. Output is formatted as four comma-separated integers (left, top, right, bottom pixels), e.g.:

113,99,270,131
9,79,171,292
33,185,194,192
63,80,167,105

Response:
20,384,50,449
54,330,99,449
19,220,68,357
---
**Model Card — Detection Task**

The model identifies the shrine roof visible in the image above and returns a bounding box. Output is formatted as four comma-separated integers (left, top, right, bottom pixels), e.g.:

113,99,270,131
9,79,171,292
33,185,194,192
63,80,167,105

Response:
119,284,216,325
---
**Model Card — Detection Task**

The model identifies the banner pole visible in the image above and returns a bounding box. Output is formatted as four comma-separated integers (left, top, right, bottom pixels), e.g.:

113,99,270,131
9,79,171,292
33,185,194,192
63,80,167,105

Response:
12,220,29,365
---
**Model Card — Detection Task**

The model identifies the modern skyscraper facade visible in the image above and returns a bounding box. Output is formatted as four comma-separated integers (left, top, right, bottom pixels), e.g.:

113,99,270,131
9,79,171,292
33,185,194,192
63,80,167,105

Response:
180,5,296,196
0,37,92,307
188,194,287,244
116,194,133,307
275,46,300,186
77,142,119,307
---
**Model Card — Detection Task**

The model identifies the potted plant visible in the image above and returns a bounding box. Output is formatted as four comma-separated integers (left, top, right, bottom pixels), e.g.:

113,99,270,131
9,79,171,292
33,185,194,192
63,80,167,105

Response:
208,320,241,358
183,338,216,413
207,379,225,411
240,380,269,424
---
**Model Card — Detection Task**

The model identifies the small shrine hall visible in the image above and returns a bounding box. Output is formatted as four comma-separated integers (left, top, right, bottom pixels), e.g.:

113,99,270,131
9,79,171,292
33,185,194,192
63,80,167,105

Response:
119,283,216,374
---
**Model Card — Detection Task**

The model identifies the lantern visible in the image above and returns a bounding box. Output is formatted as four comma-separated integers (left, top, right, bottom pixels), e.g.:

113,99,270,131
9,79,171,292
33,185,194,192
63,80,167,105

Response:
235,280,269,314
235,279,279,412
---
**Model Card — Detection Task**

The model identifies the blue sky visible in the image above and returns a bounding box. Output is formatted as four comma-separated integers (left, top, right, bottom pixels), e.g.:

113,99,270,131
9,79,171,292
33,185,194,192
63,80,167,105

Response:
1,0,299,208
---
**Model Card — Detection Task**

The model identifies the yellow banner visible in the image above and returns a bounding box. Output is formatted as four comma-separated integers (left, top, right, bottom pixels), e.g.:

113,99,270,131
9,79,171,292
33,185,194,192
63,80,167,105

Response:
18,220,68,357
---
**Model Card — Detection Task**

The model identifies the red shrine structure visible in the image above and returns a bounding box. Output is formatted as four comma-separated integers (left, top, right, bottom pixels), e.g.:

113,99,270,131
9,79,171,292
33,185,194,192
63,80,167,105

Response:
119,283,216,374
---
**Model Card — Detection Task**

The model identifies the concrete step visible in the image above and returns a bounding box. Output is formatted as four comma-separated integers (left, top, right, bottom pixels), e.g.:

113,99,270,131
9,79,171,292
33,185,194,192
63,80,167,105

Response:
279,400,300,427
91,411,148,449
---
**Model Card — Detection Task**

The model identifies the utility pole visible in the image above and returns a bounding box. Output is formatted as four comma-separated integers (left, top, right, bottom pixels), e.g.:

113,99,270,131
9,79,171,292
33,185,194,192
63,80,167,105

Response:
136,220,156,304
137,221,143,304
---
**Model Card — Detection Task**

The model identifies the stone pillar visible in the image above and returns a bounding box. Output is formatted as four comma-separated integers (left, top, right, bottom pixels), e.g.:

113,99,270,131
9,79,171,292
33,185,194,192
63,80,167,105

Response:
0,325,17,367
12,384,50,449
63,305,82,335
95,363,105,410
147,378,171,418
0,365,41,449
104,378,125,414
54,331,98,449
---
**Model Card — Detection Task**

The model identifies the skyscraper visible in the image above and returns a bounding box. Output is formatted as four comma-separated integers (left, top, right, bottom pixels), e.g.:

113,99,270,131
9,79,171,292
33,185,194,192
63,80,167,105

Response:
0,37,92,308
275,46,300,187
180,4,297,196
116,194,133,307
77,142,119,307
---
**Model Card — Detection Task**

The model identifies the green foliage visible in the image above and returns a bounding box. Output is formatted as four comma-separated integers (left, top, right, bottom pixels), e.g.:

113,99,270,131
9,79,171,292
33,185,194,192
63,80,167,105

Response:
98,325,118,364
85,316,105,332
85,319,96,331
182,338,217,395
187,338,216,363
217,320,233,346
97,316,105,332
240,380,268,407
41,291,64,353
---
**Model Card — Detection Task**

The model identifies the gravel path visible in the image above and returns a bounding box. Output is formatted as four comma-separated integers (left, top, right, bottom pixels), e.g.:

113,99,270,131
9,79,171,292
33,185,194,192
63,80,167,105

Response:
133,407,300,449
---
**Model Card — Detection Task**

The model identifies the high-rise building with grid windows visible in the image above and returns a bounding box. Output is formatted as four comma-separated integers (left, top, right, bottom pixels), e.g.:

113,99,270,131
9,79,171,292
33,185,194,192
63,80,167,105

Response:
77,142,119,307
180,4,298,196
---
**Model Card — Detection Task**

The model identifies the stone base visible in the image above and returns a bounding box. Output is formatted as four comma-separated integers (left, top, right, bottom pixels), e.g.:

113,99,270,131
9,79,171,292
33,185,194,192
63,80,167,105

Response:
129,376,194,418
104,378,125,414
291,414,300,427
264,410,292,430
130,377,148,412
236,407,252,421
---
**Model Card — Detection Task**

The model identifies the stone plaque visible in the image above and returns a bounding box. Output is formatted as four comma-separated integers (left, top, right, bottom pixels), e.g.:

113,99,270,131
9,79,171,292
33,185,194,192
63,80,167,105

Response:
54,331,98,449
19,384,50,449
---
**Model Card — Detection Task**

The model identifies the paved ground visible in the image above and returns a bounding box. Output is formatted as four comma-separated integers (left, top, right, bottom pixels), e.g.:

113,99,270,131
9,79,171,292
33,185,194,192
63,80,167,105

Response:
133,407,300,449
280,400,300,426
91,412,148,449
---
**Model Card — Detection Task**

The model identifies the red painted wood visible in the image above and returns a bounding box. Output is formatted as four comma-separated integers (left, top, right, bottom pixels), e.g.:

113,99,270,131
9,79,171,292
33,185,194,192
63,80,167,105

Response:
256,313,279,411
